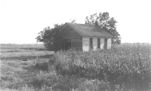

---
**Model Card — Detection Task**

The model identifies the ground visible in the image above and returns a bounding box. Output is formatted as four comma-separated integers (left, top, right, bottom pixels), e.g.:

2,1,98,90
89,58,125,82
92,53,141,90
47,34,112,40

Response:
0,44,54,91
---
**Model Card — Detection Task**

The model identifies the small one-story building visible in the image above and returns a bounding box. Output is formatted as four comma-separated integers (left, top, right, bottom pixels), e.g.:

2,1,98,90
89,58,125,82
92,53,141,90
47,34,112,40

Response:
59,23,113,52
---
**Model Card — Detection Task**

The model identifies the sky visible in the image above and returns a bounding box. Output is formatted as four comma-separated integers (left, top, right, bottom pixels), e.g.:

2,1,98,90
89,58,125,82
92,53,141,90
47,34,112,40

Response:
0,0,151,44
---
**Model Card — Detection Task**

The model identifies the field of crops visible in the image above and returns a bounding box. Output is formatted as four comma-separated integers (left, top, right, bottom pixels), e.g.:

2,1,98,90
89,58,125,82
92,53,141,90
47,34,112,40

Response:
0,43,151,91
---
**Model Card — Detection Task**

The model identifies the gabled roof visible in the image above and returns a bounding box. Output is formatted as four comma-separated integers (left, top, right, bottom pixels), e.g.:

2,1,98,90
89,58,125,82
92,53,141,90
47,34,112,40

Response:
65,23,112,37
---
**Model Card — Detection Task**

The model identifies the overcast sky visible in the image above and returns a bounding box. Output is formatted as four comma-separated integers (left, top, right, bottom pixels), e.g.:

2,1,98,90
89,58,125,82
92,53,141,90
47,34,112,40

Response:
0,0,151,44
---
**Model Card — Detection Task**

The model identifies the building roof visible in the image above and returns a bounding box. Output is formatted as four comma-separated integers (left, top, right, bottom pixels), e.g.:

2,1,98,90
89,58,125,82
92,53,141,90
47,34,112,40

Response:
65,23,113,37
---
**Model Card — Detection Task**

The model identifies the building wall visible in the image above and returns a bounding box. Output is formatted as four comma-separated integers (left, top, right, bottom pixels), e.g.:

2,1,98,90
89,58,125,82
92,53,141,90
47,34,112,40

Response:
59,24,112,51
82,37,112,52
60,26,82,50
61,26,112,51
71,38,82,50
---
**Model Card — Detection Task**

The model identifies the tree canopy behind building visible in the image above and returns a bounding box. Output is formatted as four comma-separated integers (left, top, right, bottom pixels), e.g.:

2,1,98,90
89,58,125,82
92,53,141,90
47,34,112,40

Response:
85,12,121,44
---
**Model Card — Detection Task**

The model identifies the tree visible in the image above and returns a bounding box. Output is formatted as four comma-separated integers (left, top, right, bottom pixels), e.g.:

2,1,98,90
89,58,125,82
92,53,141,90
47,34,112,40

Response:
85,12,121,44
36,20,78,51
36,24,67,51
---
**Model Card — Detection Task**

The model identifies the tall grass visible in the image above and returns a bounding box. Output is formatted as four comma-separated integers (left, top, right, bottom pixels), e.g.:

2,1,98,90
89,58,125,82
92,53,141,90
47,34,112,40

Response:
53,43,151,91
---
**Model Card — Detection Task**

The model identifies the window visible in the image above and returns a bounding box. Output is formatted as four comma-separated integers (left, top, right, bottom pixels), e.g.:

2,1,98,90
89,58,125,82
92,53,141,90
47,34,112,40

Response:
90,38,93,49
97,38,100,48
104,38,107,49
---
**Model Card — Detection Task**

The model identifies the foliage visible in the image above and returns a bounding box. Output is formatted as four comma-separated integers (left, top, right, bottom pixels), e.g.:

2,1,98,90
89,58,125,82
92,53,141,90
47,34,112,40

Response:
85,12,121,44
53,43,151,91
36,24,67,51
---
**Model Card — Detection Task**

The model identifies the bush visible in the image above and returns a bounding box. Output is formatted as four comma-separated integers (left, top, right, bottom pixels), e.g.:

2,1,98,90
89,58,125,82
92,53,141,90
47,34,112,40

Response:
36,24,71,51
53,44,151,91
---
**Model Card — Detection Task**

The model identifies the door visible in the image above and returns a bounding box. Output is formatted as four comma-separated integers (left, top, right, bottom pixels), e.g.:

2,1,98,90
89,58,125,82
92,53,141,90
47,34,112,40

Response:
63,39,71,50
90,38,93,50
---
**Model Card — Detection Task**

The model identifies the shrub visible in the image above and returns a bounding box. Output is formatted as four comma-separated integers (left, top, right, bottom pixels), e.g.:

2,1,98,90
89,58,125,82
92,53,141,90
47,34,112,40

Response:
36,24,71,51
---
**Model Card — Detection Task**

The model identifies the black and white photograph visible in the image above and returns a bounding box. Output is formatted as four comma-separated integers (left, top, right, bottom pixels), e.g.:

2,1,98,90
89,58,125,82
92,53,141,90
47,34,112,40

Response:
0,0,151,91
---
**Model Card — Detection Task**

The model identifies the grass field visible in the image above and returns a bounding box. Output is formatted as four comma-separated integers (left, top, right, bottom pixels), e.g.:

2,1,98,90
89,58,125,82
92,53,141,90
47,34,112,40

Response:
0,43,151,91
0,44,54,60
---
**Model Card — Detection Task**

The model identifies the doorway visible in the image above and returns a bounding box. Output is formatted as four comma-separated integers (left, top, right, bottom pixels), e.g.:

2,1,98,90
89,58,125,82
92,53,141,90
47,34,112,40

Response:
63,39,71,50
